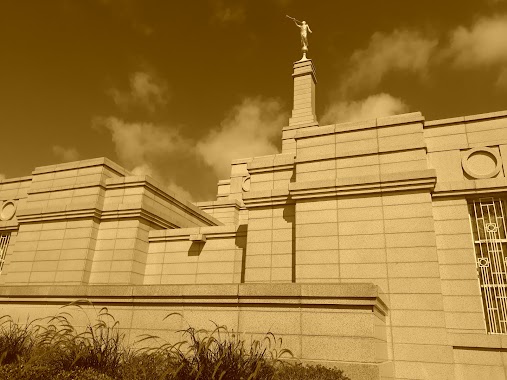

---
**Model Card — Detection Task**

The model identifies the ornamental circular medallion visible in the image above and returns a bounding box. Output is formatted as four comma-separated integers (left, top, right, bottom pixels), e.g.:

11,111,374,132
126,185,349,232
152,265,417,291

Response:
0,200,16,221
461,147,502,179
485,223,499,233
242,176,251,192
478,257,490,268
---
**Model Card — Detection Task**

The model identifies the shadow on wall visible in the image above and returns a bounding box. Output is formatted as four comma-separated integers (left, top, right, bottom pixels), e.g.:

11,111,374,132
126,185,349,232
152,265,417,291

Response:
188,241,204,256
236,224,248,283
283,202,296,283
184,224,249,282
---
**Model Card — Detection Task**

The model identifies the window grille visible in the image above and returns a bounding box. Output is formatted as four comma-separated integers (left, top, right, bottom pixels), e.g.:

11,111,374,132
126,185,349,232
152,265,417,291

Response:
469,198,507,334
0,232,11,275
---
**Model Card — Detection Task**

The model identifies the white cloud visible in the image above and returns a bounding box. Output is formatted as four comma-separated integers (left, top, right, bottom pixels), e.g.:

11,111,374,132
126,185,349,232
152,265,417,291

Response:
97,0,154,36
108,71,168,112
94,116,194,200
52,145,80,162
342,29,438,94
129,163,194,201
95,116,186,167
132,21,154,36
197,97,287,178
446,14,507,67
98,82,288,199
486,0,506,6
497,67,507,88
324,29,426,125
210,0,246,24
322,93,409,124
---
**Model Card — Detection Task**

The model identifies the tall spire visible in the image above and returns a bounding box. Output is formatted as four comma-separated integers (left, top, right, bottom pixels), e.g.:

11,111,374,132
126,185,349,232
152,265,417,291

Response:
282,59,318,153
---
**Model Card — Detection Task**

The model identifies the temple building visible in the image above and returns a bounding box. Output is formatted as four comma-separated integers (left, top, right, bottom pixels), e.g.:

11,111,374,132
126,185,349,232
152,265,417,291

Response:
1,58,507,380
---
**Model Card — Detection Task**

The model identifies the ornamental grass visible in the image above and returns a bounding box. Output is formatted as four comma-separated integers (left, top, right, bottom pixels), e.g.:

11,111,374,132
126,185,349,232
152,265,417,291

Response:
0,303,350,380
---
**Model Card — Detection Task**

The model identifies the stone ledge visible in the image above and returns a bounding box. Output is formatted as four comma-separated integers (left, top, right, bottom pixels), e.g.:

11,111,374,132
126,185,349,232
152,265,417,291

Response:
433,177,507,198
425,110,507,127
217,179,231,186
111,177,222,227
377,112,424,127
242,189,291,208
295,140,425,164
302,113,423,137
0,176,33,185
283,121,319,131
32,157,130,177
0,283,388,315
450,332,507,350
231,157,253,165
16,196,219,230
425,116,466,127
27,180,106,194
292,59,317,83
296,124,336,139
148,224,244,242
464,110,507,122
195,198,244,210
247,153,296,173
289,169,436,200
334,119,377,134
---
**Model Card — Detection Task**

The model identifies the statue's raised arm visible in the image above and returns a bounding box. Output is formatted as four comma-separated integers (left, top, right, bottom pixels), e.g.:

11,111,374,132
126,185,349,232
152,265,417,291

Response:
286,15,312,61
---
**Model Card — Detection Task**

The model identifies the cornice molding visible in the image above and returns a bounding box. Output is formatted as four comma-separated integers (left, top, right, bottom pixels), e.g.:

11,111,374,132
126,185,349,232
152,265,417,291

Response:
105,177,220,227
0,283,388,316
242,170,437,205
242,189,292,208
149,225,246,242
17,202,182,230
432,178,507,198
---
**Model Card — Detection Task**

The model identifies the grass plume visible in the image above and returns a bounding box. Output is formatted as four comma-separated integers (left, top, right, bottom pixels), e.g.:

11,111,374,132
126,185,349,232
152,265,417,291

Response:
0,304,350,380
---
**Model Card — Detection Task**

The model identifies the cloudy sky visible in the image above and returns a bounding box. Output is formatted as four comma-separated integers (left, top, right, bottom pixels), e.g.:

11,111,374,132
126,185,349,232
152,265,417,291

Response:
1,0,506,200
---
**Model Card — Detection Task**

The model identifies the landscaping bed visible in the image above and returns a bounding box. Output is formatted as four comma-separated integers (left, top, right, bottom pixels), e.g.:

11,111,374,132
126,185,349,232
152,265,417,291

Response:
0,304,350,380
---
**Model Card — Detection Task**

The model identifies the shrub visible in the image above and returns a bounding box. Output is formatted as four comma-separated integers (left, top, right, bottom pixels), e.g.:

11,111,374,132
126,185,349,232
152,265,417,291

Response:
0,364,115,380
132,322,292,380
34,301,129,378
274,362,351,380
0,306,352,380
52,367,116,380
0,303,129,379
119,351,178,380
170,325,289,380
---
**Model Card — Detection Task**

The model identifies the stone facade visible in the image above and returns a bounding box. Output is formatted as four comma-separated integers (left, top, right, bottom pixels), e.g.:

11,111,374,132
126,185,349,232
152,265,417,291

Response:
1,59,507,379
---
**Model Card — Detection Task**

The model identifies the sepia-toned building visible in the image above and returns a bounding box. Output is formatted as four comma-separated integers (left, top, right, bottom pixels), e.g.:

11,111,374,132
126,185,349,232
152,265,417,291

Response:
2,58,507,379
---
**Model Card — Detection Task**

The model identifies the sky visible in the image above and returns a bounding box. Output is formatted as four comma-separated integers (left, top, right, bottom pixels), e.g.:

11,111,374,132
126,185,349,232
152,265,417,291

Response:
1,0,507,201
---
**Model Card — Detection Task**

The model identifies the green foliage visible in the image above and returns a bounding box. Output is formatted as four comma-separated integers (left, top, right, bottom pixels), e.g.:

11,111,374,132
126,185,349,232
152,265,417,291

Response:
52,367,116,380
168,325,290,380
36,302,128,376
0,364,115,380
0,315,40,365
0,305,351,380
274,362,351,380
119,351,176,380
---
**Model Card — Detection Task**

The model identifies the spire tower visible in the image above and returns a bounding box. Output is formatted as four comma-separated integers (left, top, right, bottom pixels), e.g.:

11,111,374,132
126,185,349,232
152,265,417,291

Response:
282,59,318,153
